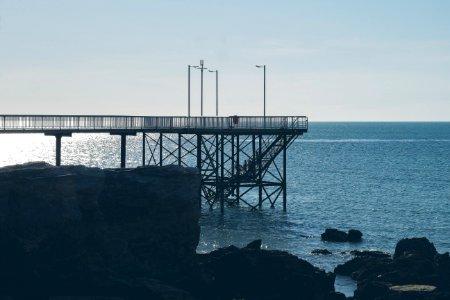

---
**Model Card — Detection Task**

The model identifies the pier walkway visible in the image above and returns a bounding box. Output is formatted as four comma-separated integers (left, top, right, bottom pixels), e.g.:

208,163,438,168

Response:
0,115,308,210
0,115,307,134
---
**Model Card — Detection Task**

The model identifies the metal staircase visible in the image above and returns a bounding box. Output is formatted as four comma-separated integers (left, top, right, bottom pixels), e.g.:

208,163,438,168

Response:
217,134,298,204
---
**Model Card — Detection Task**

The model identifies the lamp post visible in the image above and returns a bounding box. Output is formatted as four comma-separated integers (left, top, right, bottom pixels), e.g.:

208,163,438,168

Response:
256,65,266,117
194,60,207,116
209,69,218,116
188,64,198,117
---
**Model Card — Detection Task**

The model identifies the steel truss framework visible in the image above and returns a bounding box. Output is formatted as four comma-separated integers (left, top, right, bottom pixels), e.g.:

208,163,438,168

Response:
142,132,299,211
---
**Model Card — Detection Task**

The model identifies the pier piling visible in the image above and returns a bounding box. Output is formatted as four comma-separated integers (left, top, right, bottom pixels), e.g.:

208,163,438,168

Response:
45,132,72,166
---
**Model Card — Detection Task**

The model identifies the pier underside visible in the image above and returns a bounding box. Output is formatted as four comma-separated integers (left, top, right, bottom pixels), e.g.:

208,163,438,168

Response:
143,132,302,211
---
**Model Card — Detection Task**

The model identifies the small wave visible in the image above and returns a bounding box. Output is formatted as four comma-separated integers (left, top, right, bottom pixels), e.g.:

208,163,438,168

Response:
299,139,450,143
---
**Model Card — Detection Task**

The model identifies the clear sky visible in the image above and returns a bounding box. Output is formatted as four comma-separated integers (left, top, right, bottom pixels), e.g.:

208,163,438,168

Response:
1,0,449,121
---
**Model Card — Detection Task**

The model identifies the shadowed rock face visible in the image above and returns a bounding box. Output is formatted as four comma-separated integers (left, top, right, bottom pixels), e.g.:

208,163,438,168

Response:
321,228,363,243
335,237,450,300
197,242,336,300
0,162,201,297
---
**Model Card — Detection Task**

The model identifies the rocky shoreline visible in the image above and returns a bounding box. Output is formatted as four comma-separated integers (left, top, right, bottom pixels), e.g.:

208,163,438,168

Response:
0,163,449,299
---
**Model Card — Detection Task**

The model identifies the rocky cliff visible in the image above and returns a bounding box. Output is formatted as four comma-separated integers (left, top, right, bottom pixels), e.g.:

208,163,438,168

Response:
0,162,201,297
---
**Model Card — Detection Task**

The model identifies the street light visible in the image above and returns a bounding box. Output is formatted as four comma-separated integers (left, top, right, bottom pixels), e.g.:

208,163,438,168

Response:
209,69,218,116
256,65,266,117
188,64,198,117
194,60,207,116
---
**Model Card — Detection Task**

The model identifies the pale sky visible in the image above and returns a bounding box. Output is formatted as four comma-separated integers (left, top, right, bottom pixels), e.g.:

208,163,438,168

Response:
1,0,449,121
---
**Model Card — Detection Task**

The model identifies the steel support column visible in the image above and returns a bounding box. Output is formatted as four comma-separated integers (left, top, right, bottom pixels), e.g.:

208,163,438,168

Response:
231,135,235,177
178,133,182,166
215,134,220,209
236,135,240,204
55,135,62,166
45,132,72,167
252,135,256,178
220,134,225,213
159,133,163,166
258,134,262,209
283,134,287,211
197,134,202,208
142,133,146,166
110,131,136,168
120,134,126,168
197,135,202,169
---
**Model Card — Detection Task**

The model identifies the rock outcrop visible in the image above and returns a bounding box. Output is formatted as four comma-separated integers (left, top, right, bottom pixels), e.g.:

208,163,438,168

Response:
347,229,363,242
0,162,201,298
321,228,363,242
312,249,333,255
197,242,337,300
335,237,450,300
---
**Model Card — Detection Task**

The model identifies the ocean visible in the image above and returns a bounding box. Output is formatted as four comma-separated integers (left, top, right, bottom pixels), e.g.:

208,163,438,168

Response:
1,122,449,295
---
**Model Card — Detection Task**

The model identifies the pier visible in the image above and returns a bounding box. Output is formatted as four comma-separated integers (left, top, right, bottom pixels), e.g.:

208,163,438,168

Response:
0,115,308,210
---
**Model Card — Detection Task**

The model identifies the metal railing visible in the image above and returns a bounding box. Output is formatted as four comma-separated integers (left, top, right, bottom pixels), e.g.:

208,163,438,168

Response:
0,115,308,132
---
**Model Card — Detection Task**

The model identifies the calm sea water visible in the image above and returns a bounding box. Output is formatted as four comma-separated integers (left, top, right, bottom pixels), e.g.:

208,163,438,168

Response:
1,122,449,295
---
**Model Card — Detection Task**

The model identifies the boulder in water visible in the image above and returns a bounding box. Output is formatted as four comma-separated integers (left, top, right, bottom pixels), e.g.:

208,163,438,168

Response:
348,229,363,242
321,228,363,242
312,249,333,255
321,228,349,242
394,237,438,260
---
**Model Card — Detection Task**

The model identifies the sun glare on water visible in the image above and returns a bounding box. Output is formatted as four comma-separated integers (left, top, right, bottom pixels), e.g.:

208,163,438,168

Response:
0,134,54,167
0,133,146,168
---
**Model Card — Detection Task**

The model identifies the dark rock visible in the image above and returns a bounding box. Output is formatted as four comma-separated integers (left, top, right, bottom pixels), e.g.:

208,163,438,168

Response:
0,162,201,298
350,250,391,259
393,237,437,260
325,291,347,300
354,280,390,300
348,229,363,242
245,239,262,250
335,256,393,280
321,228,349,242
321,228,363,242
198,242,335,300
49,296,125,300
434,252,450,290
312,249,333,255
346,238,450,300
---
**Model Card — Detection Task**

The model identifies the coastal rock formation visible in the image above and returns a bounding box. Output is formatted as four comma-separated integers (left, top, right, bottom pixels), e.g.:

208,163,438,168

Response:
393,237,438,260
349,250,391,259
321,228,363,242
348,229,363,242
197,243,337,300
312,249,333,255
0,162,201,298
335,237,450,300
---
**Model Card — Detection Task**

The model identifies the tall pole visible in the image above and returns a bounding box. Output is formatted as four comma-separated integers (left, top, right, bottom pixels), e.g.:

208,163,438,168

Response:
263,65,266,117
188,65,191,117
256,64,266,117
200,60,205,116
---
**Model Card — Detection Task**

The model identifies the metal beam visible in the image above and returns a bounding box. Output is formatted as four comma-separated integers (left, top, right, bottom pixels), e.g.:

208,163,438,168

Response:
141,131,300,211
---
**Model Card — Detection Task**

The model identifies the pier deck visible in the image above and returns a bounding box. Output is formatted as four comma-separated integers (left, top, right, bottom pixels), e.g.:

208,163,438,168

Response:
0,115,307,134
